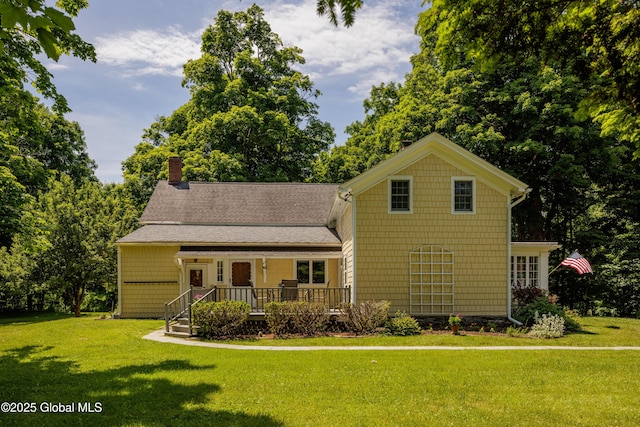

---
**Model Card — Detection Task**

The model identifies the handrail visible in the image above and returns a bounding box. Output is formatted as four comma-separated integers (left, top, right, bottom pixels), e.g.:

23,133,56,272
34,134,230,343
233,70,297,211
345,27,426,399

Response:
164,288,193,332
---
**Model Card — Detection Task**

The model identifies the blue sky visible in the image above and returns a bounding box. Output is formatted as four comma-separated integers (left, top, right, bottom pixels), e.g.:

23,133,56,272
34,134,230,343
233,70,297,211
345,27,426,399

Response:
43,0,425,182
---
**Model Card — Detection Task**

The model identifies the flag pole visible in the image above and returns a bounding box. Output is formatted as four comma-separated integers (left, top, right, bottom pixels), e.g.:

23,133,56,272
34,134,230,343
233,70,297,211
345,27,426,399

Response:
549,262,564,275
550,249,581,275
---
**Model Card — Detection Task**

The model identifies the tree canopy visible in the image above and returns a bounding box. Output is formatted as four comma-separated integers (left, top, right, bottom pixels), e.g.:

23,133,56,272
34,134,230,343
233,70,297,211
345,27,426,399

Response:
314,2,640,315
421,0,640,154
1,0,96,248
315,0,640,152
123,4,334,204
0,0,96,114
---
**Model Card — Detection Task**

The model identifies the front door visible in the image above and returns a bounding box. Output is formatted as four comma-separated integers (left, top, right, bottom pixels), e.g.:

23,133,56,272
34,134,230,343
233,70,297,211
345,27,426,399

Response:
230,260,255,307
190,269,203,287
231,261,252,286
185,263,208,294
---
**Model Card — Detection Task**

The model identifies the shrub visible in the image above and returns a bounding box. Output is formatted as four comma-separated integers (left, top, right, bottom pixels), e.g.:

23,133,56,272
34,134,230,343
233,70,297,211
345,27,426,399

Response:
264,302,329,336
264,302,293,336
340,300,390,334
563,307,582,325
515,297,581,332
385,311,422,336
528,313,565,338
512,281,544,306
192,300,251,339
290,302,330,336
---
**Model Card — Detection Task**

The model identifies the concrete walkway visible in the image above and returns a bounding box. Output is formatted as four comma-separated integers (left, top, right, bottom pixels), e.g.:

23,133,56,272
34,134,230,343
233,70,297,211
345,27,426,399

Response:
143,328,640,351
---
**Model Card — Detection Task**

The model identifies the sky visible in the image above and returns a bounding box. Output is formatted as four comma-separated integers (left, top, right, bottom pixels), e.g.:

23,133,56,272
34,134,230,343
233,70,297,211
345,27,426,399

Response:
43,0,425,183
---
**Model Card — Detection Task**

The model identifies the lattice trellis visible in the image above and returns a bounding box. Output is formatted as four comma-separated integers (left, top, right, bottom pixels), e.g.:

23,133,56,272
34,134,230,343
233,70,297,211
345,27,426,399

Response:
409,245,454,315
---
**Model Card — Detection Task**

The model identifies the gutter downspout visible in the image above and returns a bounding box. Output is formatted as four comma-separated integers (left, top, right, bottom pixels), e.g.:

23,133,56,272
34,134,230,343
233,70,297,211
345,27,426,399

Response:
116,246,122,317
507,189,531,326
339,190,356,304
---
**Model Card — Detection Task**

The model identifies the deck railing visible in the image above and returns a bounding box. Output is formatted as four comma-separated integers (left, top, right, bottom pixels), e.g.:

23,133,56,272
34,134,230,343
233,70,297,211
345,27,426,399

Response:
165,286,351,334
210,286,351,312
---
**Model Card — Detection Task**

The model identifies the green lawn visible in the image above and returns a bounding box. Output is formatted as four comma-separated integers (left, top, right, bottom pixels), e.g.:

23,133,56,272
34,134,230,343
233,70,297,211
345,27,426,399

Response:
1,314,639,426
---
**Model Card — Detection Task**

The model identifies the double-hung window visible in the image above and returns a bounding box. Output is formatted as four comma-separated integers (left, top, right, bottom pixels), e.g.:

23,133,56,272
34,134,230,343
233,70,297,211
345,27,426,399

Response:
389,176,413,214
452,177,476,214
511,255,539,288
296,260,326,285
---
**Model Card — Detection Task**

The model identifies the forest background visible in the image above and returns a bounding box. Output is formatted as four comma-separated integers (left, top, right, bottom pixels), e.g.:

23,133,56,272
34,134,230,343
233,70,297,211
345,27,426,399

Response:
1,0,638,318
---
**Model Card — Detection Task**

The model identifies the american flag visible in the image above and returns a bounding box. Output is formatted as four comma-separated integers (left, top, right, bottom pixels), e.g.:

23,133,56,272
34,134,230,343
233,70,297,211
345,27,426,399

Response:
561,251,593,275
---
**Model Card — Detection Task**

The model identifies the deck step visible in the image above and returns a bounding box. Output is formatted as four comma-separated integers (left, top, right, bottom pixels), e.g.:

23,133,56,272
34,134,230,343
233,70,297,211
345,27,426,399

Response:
164,330,194,338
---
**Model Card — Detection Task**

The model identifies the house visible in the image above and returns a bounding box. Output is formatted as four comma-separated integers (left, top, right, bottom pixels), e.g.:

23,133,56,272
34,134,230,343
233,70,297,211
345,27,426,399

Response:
116,132,559,320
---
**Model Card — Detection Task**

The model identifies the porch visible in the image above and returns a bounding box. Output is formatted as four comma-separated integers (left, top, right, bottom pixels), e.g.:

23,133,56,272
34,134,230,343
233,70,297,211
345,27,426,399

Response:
164,285,352,336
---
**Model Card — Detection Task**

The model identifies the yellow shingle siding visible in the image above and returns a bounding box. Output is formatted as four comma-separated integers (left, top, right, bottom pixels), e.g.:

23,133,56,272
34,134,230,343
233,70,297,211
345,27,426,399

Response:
354,155,508,316
119,245,180,318
120,283,179,318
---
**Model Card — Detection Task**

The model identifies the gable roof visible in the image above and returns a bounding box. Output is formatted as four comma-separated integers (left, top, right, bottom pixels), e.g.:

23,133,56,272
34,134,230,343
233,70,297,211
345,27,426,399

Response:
339,132,529,198
117,224,341,246
140,182,340,226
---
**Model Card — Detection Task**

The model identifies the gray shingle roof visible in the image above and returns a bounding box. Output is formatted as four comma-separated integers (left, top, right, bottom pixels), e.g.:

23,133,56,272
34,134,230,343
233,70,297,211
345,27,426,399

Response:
117,224,341,246
140,181,340,225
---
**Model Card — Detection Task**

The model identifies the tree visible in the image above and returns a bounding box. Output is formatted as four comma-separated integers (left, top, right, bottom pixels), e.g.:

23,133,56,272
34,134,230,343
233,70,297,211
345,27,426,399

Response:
123,4,334,202
20,176,136,316
316,0,363,26
0,0,96,114
1,0,95,248
0,99,96,248
422,0,640,154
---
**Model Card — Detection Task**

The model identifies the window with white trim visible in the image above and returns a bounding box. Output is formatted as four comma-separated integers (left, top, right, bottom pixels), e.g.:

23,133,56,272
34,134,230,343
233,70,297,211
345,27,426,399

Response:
389,176,413,213
452,177,476,214
216,260,224,283
296,260,326,285
511,256,539,288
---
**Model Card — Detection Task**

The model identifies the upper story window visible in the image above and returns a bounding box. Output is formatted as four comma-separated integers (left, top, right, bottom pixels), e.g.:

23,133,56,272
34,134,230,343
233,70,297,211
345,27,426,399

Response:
389,176,413,214
452,177,476,214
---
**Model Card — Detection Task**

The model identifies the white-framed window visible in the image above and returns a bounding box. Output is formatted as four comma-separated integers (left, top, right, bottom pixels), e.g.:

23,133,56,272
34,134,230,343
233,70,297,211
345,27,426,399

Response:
452,177,476,214
216,260,224,283
388,176,413,214
295,259,327,285
511,255,539,288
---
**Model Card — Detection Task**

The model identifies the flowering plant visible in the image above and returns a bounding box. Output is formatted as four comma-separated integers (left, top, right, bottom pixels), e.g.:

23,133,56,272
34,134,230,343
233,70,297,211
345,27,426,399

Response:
448,314,462,326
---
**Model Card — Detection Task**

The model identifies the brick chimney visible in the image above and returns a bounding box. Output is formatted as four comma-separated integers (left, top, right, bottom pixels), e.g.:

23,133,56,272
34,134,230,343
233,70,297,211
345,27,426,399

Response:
168,156,182,185
401,140,413,150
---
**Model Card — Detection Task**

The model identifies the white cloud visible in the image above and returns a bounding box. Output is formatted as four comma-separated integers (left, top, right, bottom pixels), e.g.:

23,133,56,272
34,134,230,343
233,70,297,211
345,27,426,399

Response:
95,26,201,77
93,0,419,95
265,0,420,96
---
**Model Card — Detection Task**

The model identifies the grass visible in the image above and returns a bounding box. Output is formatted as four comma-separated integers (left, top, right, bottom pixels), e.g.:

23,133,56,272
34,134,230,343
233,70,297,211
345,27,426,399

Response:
0,313,639,426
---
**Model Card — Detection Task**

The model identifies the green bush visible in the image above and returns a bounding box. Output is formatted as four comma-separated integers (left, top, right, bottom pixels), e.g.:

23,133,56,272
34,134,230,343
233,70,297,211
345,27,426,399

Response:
264,301,329,336
340,300,390,334
192,300,251,339
515,297,581,332
291,302,330,336
264,302,292,336
385,311,422,336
